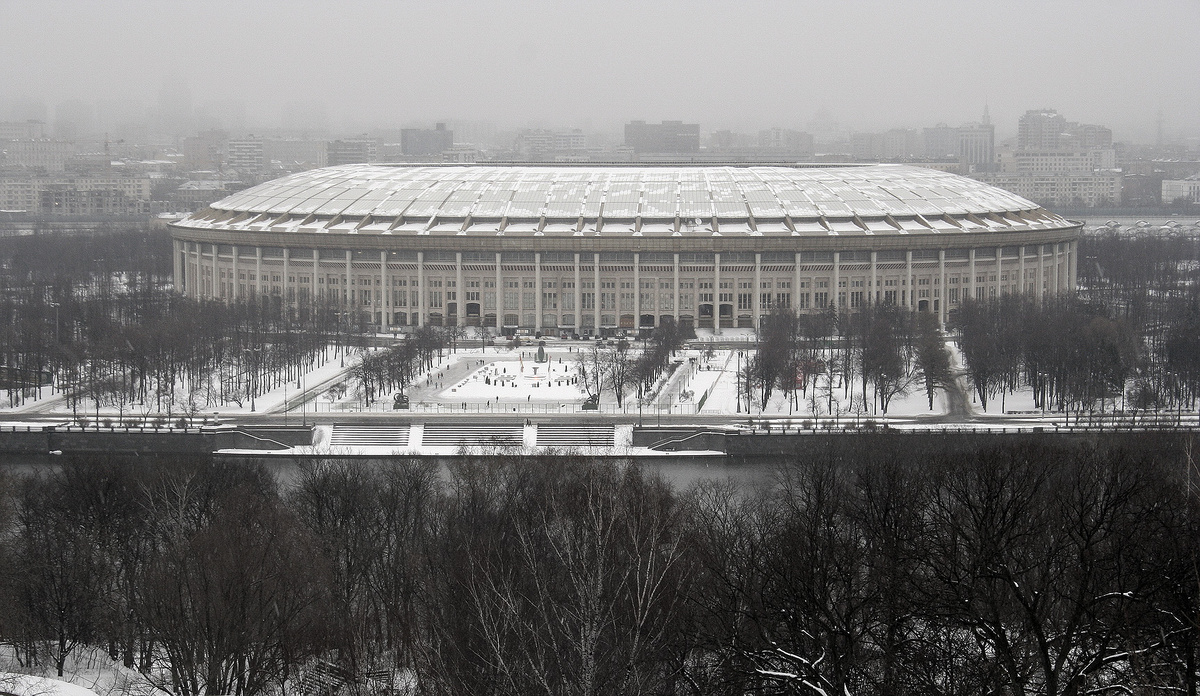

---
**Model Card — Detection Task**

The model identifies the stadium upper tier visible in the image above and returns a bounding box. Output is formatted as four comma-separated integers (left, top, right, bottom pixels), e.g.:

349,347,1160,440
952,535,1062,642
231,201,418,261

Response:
181,163,1071,237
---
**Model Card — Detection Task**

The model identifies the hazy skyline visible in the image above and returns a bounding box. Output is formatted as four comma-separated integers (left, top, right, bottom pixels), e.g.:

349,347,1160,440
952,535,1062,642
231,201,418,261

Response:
3,0,1198,142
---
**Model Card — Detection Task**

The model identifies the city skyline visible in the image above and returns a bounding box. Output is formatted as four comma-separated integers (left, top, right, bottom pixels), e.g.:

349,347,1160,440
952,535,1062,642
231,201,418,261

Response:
1,0,1198,144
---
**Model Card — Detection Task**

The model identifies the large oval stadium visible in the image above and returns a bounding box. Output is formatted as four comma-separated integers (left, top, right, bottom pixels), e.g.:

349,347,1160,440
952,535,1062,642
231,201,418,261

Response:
169,164,1080,336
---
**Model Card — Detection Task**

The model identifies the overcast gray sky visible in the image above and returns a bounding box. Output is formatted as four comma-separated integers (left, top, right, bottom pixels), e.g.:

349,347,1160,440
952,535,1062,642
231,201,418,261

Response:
2,0,1197,141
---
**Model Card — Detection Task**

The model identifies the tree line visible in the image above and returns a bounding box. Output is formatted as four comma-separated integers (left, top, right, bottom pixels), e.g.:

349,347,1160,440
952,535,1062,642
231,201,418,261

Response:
0,228,442,418
0,286,368,419
1,436,1197,696
732,305,952,417
952,227,1200,414
575,322,691,408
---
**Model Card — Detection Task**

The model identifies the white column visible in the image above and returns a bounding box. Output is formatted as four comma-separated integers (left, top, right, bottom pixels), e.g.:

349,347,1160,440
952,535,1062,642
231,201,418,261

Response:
230,246,238,302
417,251,425,327
495,253,503,333
313,253,319,306
995,247,1003,298
535,253,543,331
938,250,947,324
672,253,680,325
969,248,977,303
905,250,913,310
1069,240,1078,291
256,248,264,301
1019,246,1027,296
173,240,183,294
1036,244,1045,301
870,251,878,305
794,252,803,315
753,252,762,327
713,253,721,335
573,253,582,334
592,253,600,333
633,253,641,330
282,248,290,308
1052,244,1061,297
832,251,840,314
456,252,464,329
380,251,389,332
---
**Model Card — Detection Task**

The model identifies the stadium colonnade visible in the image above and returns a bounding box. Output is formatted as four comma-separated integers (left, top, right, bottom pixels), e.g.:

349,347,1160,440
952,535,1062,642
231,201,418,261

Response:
170,163,1081,336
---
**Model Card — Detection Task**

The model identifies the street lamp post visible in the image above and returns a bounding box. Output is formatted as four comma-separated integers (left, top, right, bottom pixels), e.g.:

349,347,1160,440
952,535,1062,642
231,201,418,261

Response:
736,350,742,413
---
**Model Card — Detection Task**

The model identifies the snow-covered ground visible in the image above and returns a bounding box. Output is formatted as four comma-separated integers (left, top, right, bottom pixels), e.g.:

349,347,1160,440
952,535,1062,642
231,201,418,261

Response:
0,674,99,696
0,646,168,696
0,336,957,420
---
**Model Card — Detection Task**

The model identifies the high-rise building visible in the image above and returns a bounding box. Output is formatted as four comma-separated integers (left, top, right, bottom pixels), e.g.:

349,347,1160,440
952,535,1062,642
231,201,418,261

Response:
1018,109,1112,151
515,129,587,160
263,138,328,168
980,109,1118,208
624,121,700,154
0,120,47,140
1018,109,1069,150
923,124,958,160
327,139,378,166
2,140,77,172
958,124,995,173
757,128,815,156
182,130,228,172
226,137,264,173
400,123,454,158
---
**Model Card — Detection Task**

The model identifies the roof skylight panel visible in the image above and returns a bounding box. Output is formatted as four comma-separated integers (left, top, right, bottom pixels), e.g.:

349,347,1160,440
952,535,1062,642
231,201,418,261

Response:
214,192,252,210
371,191,419,218
929,196,968,215
814,200,854,216
775,189,821,218
440,187,483,217
545,198,583,219
640,182,677,218
314,190,371,216
401,180,462,217
342,189,395,217
745,190,786,217
472,185,517,217
290,186,352,215
602,181,640,218
546,181,587,218
580,187,603,218
507,185,552,218
679,188,712,218
708,177,747,217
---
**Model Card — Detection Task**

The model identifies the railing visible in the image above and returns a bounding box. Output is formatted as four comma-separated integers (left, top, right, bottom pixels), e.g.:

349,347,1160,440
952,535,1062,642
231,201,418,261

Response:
298,400,704,416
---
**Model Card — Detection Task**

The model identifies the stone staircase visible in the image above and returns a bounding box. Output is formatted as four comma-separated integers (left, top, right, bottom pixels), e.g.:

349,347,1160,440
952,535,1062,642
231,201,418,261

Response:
535,423,615,449
420,421,524,448
328,424,411,448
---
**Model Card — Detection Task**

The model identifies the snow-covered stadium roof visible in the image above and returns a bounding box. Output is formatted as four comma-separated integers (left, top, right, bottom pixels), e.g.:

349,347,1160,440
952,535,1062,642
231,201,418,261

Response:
178,164,1073,238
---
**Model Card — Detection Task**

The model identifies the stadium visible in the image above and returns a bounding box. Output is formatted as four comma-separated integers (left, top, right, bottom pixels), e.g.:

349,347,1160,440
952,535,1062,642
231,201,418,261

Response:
169,164,1081,336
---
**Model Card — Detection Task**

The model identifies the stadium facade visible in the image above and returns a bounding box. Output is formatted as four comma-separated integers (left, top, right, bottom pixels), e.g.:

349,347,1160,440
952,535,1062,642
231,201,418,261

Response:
169,164,1081,336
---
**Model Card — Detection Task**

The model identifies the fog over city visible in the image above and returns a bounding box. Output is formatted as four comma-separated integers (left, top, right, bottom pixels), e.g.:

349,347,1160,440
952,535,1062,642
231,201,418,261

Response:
2,0,1198,141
